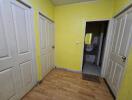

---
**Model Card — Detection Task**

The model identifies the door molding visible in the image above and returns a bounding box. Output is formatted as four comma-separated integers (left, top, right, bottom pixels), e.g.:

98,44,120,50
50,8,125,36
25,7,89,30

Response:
81,19,112,77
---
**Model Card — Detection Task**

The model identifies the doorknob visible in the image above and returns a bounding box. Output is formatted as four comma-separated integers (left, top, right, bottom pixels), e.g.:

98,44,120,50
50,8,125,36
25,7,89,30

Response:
122,56,126,62
52,46,55,49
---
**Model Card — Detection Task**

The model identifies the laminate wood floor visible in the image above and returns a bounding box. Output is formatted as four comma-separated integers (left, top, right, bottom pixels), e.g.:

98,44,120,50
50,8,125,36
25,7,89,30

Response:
22,69,114,100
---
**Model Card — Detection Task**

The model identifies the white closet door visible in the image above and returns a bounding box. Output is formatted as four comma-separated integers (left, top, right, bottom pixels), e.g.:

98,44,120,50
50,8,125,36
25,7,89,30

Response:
39,14,55,78
39,16,48,77
9,0,36,98
47,21,55,71
3,0,36,99
47,20,51,72
50,23,55,69
0,0,37,99
0,0,18,100
106,7,132,96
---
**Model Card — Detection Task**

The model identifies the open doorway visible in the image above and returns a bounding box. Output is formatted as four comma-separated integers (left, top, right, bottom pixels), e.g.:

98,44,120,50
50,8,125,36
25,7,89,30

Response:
82,21,109,77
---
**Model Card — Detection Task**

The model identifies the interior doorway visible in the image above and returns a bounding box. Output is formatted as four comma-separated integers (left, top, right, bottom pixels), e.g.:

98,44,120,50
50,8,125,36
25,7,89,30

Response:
82,21,109,76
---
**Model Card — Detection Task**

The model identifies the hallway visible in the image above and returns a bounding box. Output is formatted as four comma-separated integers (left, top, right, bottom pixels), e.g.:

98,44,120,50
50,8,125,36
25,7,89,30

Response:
23,69,113,100
0,0,132,100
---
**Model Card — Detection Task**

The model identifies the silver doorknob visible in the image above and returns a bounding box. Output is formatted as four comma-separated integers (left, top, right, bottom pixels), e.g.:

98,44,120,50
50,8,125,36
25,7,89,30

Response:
52,46,55,49
122,56,126,62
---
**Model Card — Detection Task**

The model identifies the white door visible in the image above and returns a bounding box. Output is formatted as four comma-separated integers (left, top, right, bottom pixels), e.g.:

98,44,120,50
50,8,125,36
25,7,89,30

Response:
0,0,18,99
0,0,37,99
50,22,55,69
106,7,132,96
39,15,48,77
48,21,55,71
9,0,37,98
39,14,55,78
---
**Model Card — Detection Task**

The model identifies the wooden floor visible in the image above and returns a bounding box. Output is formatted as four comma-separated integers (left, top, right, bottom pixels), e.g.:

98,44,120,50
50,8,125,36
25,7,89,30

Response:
22,69,113,100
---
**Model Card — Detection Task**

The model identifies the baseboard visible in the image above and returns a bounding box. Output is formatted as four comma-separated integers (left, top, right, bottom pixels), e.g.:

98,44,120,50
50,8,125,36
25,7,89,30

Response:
103,78,116,100
38,68,55,84
55,66,82,74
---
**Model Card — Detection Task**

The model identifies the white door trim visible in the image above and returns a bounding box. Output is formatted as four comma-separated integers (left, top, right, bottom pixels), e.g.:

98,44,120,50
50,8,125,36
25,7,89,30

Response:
81,19,112,77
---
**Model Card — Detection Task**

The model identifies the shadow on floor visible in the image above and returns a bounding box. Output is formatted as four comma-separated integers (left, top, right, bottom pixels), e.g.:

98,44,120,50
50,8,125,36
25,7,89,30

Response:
83,62,101,76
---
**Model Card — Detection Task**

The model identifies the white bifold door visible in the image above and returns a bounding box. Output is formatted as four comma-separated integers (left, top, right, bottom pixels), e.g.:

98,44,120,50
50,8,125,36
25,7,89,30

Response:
0,0,37,100
39,13,55,78
106,7,132,96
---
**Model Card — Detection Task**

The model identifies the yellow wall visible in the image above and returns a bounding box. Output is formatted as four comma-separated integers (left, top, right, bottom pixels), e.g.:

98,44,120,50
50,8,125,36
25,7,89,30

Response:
114,0,132,15
26,0,54,80
54,0,114,71
21,0,132,99
118,48,132,100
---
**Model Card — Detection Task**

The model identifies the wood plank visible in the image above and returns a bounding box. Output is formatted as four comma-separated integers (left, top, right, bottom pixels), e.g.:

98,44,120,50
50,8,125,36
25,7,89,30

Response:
22,69,114,100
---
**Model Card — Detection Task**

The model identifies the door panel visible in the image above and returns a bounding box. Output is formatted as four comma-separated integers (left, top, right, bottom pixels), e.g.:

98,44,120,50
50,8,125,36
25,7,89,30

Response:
50,52,54,69
41,54,48,77
119,12,132,56
106,59,112,80
107,15,126,96
39,16,48,77
39,14,55,78
0,0,16,71
115,16,126,52
47,55,50,73
112,17,122,53
0,68,16,100
0,0,36,99
0,1,18,100
0,18,8,58
106,7,132,97
50,22,55,69
47,20,52,72
9,0,35,97
11,4,29,54
112,64,123,93
107,59,114,82
20,61,33,87
40,16,47,51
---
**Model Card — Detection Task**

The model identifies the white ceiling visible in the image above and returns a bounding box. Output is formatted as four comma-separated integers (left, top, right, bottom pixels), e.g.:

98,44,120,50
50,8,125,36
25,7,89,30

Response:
51,0,96,6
